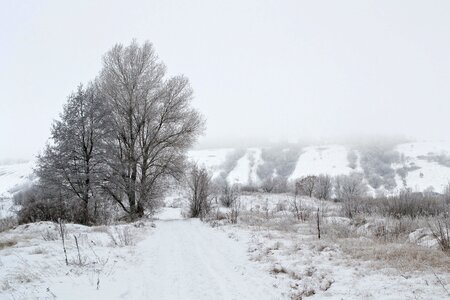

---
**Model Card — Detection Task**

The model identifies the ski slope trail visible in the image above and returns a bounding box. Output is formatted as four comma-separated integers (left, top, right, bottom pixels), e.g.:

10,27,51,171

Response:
50,208,283,299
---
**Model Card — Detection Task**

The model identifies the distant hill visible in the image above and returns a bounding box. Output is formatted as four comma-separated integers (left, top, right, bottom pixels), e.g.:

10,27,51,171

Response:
189,141,450,195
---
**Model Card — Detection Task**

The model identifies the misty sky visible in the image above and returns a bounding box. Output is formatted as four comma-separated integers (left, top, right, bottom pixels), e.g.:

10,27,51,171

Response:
0,0,449,159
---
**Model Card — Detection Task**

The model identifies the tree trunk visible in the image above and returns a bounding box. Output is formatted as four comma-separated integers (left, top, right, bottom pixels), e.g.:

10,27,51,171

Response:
128,162,138,219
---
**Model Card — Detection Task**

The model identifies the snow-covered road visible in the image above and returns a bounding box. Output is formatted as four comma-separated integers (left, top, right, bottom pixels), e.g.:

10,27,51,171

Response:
49,208,283,299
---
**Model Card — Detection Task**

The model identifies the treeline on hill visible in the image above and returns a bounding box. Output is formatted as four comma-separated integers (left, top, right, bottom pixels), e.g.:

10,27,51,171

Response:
15,40,204,225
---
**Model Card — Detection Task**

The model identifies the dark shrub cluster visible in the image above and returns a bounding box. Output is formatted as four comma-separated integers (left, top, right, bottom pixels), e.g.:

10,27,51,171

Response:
356,190,446,219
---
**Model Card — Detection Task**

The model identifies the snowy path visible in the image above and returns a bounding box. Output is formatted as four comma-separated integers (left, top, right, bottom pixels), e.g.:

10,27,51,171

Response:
50,208,283,299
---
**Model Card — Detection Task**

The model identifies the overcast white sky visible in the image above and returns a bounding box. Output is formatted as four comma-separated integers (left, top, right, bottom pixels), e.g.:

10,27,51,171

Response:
0,0,449,159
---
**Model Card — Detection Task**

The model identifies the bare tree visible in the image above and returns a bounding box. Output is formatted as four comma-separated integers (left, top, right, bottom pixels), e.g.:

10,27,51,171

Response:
261,176,288,193
99,40,204,219
295,175,318,197
444,182,450,205
186,164,212,219
334,173,367,202
291,185,303,221
219,181,240,208
314,174,332,200
334,173,368,218
261,177,275,193
229,197,241,224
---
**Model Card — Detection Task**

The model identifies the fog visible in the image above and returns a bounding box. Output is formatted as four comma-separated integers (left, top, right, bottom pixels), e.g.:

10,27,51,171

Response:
0,0,449,159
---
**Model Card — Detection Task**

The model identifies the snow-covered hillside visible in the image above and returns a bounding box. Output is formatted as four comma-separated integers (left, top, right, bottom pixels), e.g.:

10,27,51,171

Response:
394,142,450,193
0,161,35,218
289,145,355,180
0,161,34,198
188,148,233,179
190,142,450,193
227,148,262,185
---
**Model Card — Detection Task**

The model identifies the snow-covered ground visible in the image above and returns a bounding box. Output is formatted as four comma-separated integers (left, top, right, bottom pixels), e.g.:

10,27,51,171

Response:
0,208,284,299
1,142,450,299
2,201,449,299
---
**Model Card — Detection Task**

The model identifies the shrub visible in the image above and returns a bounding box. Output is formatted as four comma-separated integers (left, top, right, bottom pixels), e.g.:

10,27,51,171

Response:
359,191,445,219
15,186,68,224
186,164,212,219
314,174,332,200
219,182,240,207
429,216,450,253
0,217,17,233
334,173,368,218
295,175,317,197
107,226,135,247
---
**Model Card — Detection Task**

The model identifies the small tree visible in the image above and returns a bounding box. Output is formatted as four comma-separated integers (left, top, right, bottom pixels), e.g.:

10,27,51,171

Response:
186,164,212,219
261,177,275,193
314,174,332,200
334,173,368,218
296,175,318,197
229,197,241,224
291,185,303,221
443,182,450,205
219,181,240,208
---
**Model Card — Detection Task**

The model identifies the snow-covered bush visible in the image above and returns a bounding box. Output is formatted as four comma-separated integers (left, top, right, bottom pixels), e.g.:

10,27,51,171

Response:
429,216,450,253
15,186,68,224
0,217,17,233
313,174,332,200
354,191,445,219
218,181,240,208
334,173,367,218
107,226,135,247
186,164,212,219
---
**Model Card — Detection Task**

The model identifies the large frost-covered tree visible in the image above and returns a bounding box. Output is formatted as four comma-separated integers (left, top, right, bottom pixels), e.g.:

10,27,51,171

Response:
99,40,204,219
36,84,107,224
